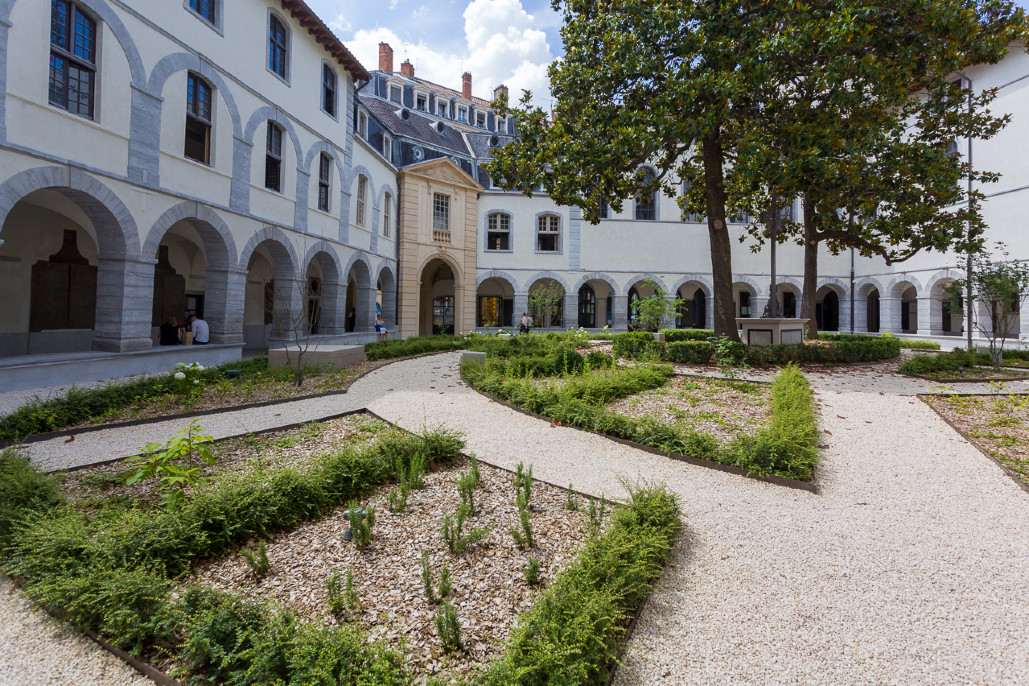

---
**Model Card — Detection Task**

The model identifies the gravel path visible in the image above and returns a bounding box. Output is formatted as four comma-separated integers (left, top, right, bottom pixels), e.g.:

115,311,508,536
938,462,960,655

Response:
4,352,1029,684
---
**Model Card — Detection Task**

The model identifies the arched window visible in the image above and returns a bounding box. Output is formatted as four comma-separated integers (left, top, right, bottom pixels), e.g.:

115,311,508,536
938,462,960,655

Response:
628,287,640,329
356,175,367,227
536,214,560,252
383,193,392,237
635,168,657,220
317,153,331,212
578,285,596,328
268,14,289,80
264,122,283,192
321,64,337,117
487,213,510,251
49,1,97,119
184,73,213,165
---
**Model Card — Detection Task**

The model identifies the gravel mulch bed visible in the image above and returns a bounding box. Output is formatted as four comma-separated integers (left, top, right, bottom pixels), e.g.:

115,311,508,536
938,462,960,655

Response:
188,458,603,680
60,413,388,510
605,376,770,444
924,392,1029,488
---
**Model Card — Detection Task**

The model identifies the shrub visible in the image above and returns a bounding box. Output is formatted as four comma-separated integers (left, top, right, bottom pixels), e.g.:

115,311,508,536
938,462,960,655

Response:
0,449,61,551
552,348,585,375
612,332,664,360
660,329,715,342
524,558,541,587
478,483,681,685
584,350,614,370
240,541,270,577
898,348,991,375
434,601,463,653
666,341,715,364
442,502,491,553
364,334,489,361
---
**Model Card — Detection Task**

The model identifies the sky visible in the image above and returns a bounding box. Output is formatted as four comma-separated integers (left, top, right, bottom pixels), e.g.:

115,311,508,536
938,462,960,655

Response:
307,0,563,108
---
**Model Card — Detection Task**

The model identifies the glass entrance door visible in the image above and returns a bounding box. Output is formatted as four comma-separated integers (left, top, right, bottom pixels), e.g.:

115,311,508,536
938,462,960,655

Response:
432,296,455,335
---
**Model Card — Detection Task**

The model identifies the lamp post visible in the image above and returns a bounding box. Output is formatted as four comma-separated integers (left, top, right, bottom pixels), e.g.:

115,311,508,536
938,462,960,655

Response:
953,70,974,351
762,194,783,318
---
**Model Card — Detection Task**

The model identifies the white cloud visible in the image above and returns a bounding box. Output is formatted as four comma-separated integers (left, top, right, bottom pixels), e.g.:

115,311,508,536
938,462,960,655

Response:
327,13,351,35
340,0,554,108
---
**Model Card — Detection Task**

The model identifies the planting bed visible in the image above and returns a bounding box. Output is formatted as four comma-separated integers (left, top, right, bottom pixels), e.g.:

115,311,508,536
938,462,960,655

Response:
190,456,599,678
924,392,1029,488
606,376,770,445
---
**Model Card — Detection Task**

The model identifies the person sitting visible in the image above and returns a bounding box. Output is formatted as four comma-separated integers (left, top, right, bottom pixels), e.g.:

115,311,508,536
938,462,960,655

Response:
187,314,210,345
375,314,389,340
159,316,181,345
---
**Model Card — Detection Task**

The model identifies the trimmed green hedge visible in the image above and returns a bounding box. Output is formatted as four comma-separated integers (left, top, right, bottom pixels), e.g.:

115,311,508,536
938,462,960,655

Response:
462,360,819,481
612,332,666,360
1,429,461,675
659,329,715,342
743,336,900,365
477,483,681,685
898,348,991,375
363,334,479,360
666,341,715,364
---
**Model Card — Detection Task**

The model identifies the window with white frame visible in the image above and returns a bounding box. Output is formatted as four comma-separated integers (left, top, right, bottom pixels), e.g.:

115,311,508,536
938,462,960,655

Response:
416,94,427,111
383,135,392,162
356,175,367,226
433,193,450,231
187,0,216,25
487,212,510,250
358,112,367,139
317,153,331,212
536,214,559,252
321,64,337,117
268,14,288,80
457,107,467,123
184,72,212,164
264,122,283,192
497,116,506,133
476,112,486,128
49,0,97,119
438,102,448,118
383,192,392,237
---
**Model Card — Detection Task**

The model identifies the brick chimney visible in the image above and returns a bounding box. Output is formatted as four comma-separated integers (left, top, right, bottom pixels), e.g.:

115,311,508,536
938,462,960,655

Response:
379,43,394,73
401,59,414,78
462,72,472,99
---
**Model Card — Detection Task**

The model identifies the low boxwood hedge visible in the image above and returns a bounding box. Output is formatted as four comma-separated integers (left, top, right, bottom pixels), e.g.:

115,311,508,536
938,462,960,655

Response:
897,348,991,375
659,329,715,342
612,332,666,360
666,341,715,364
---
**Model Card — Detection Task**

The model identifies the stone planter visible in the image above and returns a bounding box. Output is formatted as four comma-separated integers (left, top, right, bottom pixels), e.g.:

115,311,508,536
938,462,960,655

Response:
737,318,809,345
652,332,666,342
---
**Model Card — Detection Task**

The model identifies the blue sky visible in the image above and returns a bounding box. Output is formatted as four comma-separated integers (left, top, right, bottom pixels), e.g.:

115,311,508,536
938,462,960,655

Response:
308,0,563,106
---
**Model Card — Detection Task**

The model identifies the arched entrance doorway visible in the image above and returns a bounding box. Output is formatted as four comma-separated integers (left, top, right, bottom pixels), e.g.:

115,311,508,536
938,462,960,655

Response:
477,276,515,328
420,259,459,335
676,282,708,329
816,288,840,332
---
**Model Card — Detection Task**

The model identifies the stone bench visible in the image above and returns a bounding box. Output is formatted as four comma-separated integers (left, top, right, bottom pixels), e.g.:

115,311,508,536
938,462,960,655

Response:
268,344,366,370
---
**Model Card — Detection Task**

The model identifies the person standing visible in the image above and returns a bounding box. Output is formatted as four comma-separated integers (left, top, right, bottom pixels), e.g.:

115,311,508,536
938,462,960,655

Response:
375,314,389,340
519,312,529,334
187,314,210,345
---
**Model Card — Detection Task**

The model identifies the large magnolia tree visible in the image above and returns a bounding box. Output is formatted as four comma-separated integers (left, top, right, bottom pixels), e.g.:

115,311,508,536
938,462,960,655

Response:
488,0,1026,340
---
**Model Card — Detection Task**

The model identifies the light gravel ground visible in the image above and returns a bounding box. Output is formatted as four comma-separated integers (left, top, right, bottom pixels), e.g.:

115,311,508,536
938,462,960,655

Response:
3,352,1029,684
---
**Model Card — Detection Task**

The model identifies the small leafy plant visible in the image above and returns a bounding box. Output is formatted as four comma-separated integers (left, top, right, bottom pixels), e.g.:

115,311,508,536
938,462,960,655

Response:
240,540,270,577
587,494,607,533
347,501,375,548
172,361,206,399
457,470,478,513
565,483,579,511
327,567,361,618
510,462,534,549
442,502,491,553
124,420,216,509
434,601,462,653
524,558,541,587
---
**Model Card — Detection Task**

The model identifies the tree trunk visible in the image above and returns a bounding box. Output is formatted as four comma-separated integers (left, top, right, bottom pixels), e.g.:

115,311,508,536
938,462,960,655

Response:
702,128,739,341
800,195,819,340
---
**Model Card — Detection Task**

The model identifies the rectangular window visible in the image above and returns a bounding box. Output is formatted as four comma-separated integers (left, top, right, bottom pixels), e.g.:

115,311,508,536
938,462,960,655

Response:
358,112,367,139
599,199,609,219
739,292,751,318
497,116,506,133
389,85,402,103
184,73,212,164
188,0,215,23
487,213,510,250
383,135,392,162
383,193,392,237
537,214,559,252
321,64,336,116
317,153,331,212
49,1,96,118
476,112,486,128
268,15,288,79
265,123,282,192
433,193,450,231
457,107,467,123
438,102,447,118
416,94,427,111
356,176,367,226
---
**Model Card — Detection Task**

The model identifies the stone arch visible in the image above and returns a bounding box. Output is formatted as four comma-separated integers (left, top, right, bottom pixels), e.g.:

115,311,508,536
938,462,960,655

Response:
345,164,377,197
416,252,465,286
670,274,713,296
731,274,764,297
572,271,618,296
303,141,346,182
524,270,571,294
854,276,884,298
303,243,343,335
238,226,299,276
925,269,965,336
477,270,520,292
0,166,139,257
303,241,343,284
621,273,668,297
146,54,243,138
375,261,398,328
0,0,145,85
816,278,848,296
143,202,236,268
887,274,922,298
922,269,963,298
244,107,304,166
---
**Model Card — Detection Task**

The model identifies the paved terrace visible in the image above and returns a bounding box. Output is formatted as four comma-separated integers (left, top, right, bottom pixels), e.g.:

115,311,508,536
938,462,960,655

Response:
2,354,1028,684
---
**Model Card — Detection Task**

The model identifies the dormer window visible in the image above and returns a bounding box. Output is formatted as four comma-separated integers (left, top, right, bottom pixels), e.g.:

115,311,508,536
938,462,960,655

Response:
389,85,402,103
358,112,367,139
416,94,427,111
497,116,506,133
383,135,392,162
438,102,448,118
476,112,486,128
457,107,467,123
